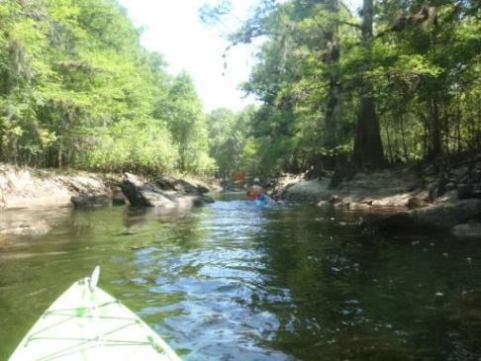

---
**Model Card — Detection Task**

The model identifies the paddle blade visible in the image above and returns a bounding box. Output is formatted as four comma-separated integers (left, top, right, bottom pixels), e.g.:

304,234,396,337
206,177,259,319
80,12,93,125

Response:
89,265,100,291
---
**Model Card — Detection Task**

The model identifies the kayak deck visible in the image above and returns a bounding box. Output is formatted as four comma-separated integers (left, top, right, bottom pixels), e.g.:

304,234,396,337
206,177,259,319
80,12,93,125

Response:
9,275,181,361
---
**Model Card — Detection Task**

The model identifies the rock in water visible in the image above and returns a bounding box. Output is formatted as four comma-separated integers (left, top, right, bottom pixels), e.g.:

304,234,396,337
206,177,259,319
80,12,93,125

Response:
406,197,425,209
452,222,481,238
121,173,175,208
368,199,481,232
112,188,127,206
71,194,111,209
155,176,210,195
155,175,178,191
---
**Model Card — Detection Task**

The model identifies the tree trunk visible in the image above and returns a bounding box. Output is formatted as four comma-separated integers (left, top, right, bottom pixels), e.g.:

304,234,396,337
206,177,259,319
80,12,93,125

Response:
400,113,409,161
322,0,342,170
353,0,386,170
324,78,342,153
58,146,63,168
385,118,393,164
426,97,443,160
353,97,386,169
179,146,186,172
0,123,4,162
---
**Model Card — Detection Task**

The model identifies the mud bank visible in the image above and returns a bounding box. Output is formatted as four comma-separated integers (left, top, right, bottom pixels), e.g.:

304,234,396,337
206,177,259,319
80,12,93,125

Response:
0,164,113,210
273,155,481,238
0,164,219,237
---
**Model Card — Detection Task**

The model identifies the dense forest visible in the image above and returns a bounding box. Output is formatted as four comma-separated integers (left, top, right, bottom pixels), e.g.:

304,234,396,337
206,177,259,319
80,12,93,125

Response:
1,0,481,178
204,0,481,176
0,0,219,173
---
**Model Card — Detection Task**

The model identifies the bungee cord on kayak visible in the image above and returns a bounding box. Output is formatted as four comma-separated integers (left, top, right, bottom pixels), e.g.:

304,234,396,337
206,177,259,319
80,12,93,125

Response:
8,268,181,361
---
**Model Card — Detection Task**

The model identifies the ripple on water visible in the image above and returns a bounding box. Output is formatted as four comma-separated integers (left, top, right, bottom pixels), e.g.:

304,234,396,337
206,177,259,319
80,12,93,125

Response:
2,200,481,361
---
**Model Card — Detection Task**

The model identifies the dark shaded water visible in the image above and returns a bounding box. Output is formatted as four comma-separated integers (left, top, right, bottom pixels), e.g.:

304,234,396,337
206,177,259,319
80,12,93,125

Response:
1,193,481,361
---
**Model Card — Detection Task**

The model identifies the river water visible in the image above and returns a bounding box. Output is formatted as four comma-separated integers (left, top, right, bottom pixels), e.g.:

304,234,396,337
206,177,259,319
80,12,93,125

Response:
1,193,481,360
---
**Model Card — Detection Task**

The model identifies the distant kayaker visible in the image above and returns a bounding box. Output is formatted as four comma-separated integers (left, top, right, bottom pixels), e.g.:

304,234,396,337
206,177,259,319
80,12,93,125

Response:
247,178,266,201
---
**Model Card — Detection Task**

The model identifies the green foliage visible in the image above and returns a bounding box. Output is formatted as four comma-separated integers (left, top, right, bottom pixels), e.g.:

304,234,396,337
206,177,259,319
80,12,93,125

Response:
3,0,480,176
165,73,215,172
206,0,481,174
207,107,236,176
206,105,258,177
0,0,211,174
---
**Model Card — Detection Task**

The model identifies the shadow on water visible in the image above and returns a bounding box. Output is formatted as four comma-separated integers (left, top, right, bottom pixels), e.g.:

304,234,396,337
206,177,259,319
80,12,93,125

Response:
1,195,481,360
249,207,481,361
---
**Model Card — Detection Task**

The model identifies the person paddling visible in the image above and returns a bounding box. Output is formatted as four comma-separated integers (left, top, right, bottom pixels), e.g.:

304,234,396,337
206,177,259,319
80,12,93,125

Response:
247,185,265,200
247,178,272,205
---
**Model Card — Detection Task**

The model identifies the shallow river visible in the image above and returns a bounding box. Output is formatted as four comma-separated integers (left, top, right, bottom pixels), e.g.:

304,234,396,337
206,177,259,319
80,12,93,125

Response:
1,193,481,360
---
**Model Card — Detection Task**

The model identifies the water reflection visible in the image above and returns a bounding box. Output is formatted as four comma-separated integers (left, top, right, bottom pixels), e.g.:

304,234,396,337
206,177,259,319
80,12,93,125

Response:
0,196,481,360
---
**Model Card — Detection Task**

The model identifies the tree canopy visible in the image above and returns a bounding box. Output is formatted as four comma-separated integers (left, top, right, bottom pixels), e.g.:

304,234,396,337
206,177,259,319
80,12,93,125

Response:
0,0,214,173
203,0,481,175
2,0,480,179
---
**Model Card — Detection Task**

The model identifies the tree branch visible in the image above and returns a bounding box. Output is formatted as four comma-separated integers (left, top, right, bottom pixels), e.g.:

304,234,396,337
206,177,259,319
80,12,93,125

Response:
336,20,362,29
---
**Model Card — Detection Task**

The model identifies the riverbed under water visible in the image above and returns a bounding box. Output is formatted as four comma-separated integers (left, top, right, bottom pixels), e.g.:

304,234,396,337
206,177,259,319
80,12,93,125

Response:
1,193,481,360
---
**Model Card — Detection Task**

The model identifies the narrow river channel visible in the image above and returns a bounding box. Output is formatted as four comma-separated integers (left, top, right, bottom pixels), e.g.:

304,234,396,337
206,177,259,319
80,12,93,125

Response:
1,193,480,360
